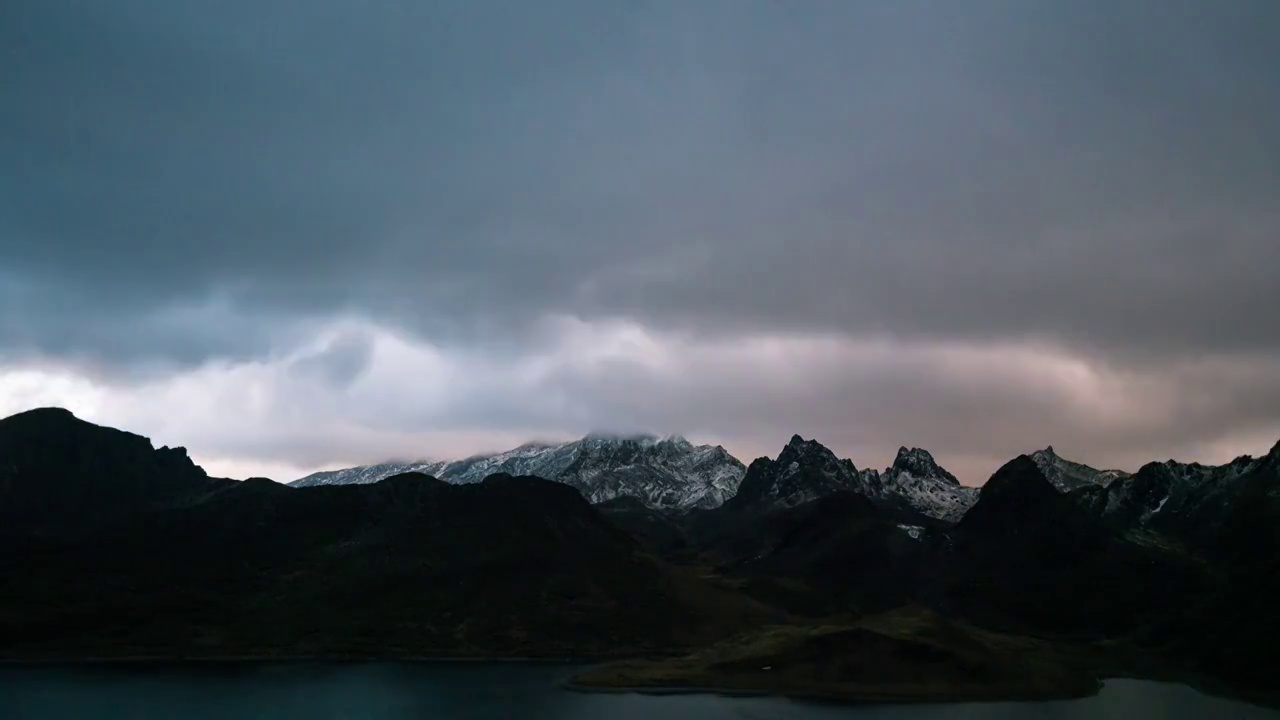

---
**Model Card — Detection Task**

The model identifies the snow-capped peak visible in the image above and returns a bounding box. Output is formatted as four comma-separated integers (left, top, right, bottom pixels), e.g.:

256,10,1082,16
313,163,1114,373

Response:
876,447,974,522
291,433,745,510
1028,447,1127,493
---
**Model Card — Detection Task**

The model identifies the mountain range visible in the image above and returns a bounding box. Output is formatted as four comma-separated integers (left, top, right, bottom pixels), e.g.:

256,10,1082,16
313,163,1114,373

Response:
296,432,1127,523
2,407,1277,705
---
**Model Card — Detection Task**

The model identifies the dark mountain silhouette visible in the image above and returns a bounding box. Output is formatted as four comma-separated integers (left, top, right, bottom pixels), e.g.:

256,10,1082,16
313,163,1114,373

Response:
724,435,863,510
1144,442,1280,690
934,456,1206,637
694,491,930,616
0,412,765,659
2,408,1277,704
0,407,232,544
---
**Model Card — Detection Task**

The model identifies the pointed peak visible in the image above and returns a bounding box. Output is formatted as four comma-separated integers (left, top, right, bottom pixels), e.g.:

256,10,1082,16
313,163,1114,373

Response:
890,446,958,484
1027,446,1058,462
778,434,837,461
1269,438,1280,458
979,455,1055,500
894,446,934,464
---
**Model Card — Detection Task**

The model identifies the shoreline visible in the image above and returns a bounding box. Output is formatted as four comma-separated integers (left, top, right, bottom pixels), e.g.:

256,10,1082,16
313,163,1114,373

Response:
565,675,1280,710
560,678,1104,705
3,654,1275,710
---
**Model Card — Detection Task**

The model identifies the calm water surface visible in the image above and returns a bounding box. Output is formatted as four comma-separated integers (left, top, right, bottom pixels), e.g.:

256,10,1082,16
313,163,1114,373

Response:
0,663,1275,720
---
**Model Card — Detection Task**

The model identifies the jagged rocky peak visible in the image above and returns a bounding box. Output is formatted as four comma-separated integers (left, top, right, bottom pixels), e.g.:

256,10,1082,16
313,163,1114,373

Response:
725,435,859,511
1029,445,1128,493
890,446,958,485
876,446,975,523
779,434,850,466
723,435,980,524
1029,446,1055,463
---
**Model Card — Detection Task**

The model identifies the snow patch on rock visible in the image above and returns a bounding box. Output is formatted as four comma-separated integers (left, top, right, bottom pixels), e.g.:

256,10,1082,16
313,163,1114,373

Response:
291,434,745,510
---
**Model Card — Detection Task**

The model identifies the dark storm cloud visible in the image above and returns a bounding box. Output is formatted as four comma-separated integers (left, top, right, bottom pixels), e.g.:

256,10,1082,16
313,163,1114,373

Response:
286,329,375,388
4,0,1279,367
4,0,1280,483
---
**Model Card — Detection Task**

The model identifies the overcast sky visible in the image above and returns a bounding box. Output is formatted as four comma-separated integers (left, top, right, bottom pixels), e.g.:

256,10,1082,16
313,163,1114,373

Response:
3,0,1279,483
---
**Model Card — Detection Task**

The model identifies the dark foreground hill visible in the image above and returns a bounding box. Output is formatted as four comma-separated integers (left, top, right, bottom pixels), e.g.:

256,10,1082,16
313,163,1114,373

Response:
596,440,1277,702
0,412,765,658
933,456,1207,637
0,407,233,543
1,408,1277,706
571,606,1103,703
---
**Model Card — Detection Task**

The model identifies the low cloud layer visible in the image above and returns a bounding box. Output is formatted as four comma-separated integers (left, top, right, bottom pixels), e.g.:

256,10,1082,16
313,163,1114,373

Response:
4,318,1279,483
3,1,1278,482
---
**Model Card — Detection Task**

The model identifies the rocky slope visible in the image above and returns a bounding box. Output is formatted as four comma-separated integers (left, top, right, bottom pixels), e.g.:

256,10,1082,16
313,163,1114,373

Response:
862,447,979,523
724,436,976,523
723,435,862,510
1029,446,1129,493
292,434,745,510
936,456,1206,636
1075,441,1280,549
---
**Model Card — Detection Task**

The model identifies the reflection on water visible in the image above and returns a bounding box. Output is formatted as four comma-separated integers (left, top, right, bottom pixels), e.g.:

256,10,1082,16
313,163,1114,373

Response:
0,662,1275,720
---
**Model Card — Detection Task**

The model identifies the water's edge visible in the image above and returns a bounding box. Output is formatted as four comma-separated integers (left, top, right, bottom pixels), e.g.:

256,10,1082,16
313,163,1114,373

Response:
2,655,1276,711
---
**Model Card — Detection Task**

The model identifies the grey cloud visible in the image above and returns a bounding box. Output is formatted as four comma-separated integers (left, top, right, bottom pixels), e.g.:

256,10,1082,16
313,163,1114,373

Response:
4,0,1279,367
64,329,1280,484
3,0,1280,482
286,330,375,388
510,340,1280,482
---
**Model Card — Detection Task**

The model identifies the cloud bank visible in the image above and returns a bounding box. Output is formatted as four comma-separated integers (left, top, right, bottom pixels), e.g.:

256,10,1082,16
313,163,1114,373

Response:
3,0,1278,481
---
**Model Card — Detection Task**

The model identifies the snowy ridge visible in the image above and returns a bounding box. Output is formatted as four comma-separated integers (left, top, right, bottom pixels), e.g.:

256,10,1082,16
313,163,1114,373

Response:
290,460,448,488
292,434,746,510
1028,446,1129,493
1081,451,1270,533
866,446,979,523
295,432,1280,526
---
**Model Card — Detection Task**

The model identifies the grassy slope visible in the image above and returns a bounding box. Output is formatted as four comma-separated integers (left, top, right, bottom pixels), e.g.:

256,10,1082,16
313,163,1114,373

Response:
569,606,1103,703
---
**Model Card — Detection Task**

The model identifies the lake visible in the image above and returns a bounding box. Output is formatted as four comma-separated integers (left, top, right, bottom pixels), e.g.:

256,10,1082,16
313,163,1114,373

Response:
0,662,1275,720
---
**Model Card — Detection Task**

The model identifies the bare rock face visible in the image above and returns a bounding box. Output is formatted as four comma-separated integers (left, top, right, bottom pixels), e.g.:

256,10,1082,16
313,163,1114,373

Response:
293,433,745,510
724,437,976,523
1028,446,1129,493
